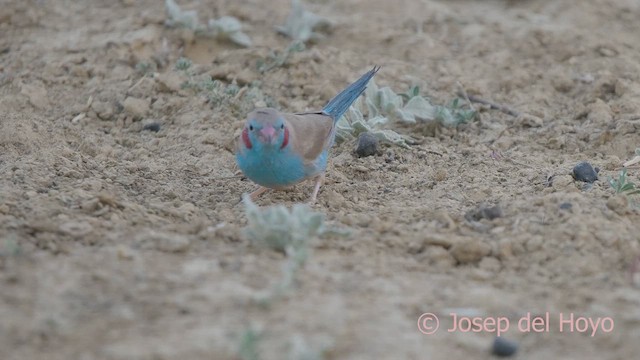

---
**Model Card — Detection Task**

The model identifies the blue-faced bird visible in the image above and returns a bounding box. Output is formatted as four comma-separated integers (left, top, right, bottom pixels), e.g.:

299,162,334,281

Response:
236,66,379,203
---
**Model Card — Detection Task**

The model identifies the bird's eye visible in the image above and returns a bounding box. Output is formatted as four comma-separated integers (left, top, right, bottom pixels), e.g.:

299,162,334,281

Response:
280,124,284,129
249,125,254,131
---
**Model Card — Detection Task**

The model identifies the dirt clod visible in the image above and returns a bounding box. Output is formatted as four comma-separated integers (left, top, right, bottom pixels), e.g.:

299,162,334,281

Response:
355,132,379,157
123,96,150,118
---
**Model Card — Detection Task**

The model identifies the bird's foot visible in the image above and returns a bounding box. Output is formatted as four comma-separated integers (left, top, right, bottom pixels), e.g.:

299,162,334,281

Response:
308,175,325,205
250,186,270,201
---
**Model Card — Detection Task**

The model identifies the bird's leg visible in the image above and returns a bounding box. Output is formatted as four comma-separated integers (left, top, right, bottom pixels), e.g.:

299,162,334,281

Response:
308,174,325,205
250,186,270,201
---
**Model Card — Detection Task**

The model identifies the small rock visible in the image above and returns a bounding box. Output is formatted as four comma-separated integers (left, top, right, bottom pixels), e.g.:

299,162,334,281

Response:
559,202,573,210
465,204,503,222
492,336,518,357
143,122,161,132
572,161,598,183
449,239,491,264
123,97,150,118
355,132,379,157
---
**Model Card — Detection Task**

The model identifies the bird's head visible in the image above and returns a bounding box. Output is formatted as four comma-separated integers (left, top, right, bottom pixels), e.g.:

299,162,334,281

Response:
241,108,289,150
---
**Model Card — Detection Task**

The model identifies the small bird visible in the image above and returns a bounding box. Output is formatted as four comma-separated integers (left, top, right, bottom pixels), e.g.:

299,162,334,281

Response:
236,66,379,204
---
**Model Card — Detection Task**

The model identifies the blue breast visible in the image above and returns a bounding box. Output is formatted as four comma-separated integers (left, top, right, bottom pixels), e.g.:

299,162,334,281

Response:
236,145,309,188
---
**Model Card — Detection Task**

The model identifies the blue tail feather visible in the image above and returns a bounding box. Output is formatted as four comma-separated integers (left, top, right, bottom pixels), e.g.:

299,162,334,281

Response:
322,66,379,122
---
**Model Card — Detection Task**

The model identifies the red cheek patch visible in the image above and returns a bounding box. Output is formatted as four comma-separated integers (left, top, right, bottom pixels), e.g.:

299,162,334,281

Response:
242,128,252,149
280,127,289,149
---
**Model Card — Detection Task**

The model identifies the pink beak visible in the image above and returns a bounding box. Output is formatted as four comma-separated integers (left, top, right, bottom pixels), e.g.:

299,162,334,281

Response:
259,126,276,144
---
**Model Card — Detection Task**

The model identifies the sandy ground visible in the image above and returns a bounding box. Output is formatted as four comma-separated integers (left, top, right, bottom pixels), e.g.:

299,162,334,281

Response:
2,0,640,359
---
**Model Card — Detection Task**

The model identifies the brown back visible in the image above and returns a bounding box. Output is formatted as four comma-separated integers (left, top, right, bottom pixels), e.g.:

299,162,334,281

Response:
284,112,334,164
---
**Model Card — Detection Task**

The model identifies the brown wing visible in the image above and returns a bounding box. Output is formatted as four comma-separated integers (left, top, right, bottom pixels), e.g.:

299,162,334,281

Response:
283,112,334,164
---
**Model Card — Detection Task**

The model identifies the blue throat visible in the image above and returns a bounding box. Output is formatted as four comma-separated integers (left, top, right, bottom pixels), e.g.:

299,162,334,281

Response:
236,142,307,188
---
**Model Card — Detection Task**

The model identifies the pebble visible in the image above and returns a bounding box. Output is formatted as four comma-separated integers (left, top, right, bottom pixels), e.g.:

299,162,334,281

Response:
572,161,598,183
492,336,518,357
143,122,161,132
355,132,379,157
559,202,572,210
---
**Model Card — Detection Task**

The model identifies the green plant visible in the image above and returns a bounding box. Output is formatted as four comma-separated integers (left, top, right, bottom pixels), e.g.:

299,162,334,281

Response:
243,195,326,304
276,0,333,43
135,61,156,75
1,236,21,257
288,335,328,360
208,16,252,48
256,41,306,73
609,169,640,195
238,326,261,360
335,79,476,148
243,194,323,257
335,97,415,149
175,58,272,112
174,57,192,71
165,0,252,47
434,98,477,126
